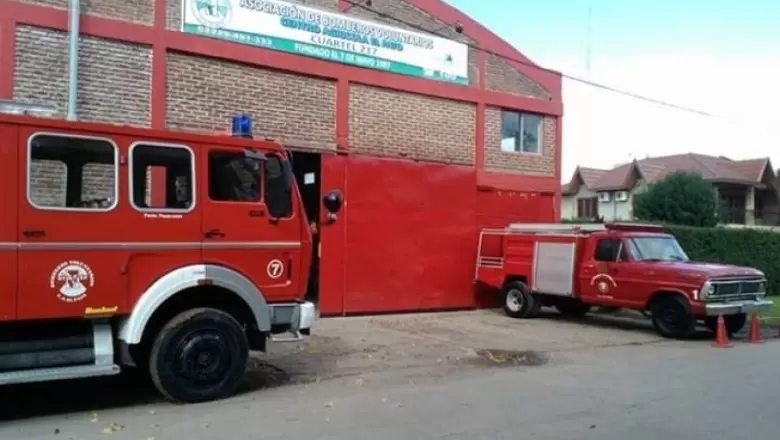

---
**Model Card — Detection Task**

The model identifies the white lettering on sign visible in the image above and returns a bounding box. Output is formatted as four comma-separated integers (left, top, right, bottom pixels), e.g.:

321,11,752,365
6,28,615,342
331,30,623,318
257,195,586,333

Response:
267,259,285,279
50,260,95,303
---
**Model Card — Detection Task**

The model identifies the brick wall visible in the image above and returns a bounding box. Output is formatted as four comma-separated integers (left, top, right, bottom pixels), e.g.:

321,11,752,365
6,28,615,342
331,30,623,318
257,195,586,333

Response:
349,85,475,165
28,159,116,209
485,55,550,100
484,107,556,175
13,25,152,127
165,52,337,150
15,0,155,25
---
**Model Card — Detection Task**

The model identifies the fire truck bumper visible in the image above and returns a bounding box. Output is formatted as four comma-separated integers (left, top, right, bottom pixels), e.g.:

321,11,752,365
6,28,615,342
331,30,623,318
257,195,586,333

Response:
704,299,774,316
268,301,318,342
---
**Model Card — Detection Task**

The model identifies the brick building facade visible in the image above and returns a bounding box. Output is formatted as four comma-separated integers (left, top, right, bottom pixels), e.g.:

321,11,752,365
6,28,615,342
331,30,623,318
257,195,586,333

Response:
1,0,563,314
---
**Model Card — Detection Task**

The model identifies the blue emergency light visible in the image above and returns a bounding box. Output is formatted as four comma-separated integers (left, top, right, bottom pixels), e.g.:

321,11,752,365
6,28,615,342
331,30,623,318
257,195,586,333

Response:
231,114,253,138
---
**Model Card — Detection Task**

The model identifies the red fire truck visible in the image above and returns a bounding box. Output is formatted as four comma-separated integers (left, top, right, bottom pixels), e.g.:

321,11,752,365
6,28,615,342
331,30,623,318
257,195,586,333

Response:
475,222,773,339
0,104,343,403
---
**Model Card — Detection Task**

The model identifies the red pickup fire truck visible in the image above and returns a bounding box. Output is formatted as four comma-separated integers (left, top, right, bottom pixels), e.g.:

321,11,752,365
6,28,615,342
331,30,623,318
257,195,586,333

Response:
475,222,773,339
0,103,343,402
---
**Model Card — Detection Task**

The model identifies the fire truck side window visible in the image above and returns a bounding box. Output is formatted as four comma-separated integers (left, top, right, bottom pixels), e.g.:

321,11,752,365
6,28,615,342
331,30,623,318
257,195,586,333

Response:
594,238,622,262
264,154,293,219
27,133,118,211
130,143,194,211
207,150,261,202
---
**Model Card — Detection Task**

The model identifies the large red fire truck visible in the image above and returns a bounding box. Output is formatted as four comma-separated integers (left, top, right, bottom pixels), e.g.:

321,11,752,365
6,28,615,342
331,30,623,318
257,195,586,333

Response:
0,103,343,403
475,222,773,339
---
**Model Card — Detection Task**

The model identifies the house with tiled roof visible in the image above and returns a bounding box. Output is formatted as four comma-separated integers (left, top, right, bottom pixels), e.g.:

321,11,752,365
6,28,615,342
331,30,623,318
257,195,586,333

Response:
561,153,778,225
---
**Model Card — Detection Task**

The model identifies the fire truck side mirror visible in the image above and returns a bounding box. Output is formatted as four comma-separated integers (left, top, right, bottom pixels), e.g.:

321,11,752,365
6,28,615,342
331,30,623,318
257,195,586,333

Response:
322,190,344,214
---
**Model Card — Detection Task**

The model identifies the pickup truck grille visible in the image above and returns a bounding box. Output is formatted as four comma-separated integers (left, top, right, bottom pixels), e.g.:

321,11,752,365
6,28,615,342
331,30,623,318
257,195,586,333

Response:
711,277,765,298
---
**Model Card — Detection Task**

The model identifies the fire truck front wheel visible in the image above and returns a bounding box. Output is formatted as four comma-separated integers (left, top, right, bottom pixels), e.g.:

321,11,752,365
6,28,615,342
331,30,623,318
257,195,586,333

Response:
502,281,539,319
149,307,249,403
650,295,696,339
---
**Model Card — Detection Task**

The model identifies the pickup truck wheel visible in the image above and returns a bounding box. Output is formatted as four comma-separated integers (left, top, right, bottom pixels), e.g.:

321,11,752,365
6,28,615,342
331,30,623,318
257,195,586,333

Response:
704,314,747,336
556,301,591,318
502,281,536,319
149,308,249,403
650,296,696,339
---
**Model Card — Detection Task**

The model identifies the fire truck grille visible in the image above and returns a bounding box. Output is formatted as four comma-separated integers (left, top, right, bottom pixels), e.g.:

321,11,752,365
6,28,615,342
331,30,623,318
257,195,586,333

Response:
711,278,765,297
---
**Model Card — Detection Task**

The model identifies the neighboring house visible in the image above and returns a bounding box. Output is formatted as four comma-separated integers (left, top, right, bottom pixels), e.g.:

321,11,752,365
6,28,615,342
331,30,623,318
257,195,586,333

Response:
561,153,778,225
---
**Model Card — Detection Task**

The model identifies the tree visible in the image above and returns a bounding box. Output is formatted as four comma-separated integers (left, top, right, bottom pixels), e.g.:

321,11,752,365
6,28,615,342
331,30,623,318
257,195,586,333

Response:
633,171,718,227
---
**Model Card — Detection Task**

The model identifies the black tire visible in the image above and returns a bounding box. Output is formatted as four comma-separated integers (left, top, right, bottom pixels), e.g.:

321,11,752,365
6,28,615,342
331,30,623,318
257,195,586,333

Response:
556,300,591,318
704,314,747,336
149,308,249,403
502,281,537,319
650,295,696,339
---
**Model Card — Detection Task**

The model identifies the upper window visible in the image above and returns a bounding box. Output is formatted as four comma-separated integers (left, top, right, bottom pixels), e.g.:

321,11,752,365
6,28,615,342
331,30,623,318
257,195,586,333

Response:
208,150,262,202
264,154,293,219
27,133,118,211
130,143,195,212
500,111,542,154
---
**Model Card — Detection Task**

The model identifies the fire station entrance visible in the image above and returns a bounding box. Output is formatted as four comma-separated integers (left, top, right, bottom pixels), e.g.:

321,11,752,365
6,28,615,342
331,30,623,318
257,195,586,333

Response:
289,150,322,304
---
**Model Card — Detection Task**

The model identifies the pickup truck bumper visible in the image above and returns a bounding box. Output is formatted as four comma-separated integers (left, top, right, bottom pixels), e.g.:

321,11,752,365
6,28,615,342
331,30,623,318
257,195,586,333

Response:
704,299,774,316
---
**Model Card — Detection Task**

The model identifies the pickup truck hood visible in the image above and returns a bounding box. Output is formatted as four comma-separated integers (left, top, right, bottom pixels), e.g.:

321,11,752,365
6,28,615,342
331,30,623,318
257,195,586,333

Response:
658,261,764,278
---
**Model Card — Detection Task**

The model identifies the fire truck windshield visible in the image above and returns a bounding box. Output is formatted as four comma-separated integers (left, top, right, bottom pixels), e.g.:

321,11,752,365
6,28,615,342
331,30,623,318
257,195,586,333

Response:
626,236,689,262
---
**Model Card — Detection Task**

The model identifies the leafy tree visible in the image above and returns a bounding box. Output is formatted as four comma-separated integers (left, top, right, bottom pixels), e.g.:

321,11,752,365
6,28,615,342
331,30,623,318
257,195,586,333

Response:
633,171,718,227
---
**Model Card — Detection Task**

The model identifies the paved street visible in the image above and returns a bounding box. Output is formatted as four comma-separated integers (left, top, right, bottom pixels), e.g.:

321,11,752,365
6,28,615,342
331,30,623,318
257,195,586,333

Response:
1,310,778,439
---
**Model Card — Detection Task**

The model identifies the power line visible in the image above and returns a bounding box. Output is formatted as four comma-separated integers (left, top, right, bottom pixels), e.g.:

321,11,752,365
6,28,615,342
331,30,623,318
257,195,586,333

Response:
342,0,714,116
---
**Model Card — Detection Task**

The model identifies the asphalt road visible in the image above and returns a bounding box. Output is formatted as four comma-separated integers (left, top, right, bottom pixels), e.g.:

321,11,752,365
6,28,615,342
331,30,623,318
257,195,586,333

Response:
2,339,777,440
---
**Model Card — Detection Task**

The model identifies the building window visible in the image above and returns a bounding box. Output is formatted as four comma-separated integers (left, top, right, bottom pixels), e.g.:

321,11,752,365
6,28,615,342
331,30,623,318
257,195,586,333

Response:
27,133,118,211
130,143,195,212
577,197,598,218
500,110,542,154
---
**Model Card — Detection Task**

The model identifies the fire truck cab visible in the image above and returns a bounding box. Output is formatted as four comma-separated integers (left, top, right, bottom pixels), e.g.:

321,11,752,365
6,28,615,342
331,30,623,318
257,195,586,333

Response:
0,104,343,403
475,222,773,339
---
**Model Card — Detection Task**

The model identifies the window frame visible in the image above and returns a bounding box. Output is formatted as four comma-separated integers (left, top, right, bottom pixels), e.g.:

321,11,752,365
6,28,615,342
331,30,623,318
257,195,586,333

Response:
26,132,120,213
206,148,265,204
128,141,197,214
500,110,543,155
262,152,296,221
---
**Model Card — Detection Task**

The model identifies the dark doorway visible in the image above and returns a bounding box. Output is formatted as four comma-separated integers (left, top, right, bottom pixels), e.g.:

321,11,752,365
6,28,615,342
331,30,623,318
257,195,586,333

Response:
289,150,322,303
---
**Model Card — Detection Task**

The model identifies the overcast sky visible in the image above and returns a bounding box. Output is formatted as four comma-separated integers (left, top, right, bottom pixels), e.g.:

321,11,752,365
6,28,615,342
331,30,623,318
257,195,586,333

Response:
445,0,780,182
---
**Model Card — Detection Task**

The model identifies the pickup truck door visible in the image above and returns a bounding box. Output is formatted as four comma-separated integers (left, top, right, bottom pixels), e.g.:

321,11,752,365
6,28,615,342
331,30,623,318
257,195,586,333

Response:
578,237,633,306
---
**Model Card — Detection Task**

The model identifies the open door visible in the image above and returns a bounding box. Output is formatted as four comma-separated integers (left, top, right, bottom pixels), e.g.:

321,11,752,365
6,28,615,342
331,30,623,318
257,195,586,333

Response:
0,123,17,321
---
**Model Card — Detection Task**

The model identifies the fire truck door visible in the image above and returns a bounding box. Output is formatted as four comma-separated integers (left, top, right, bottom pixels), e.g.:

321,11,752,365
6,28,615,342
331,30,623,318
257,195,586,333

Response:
0,123,18,320
579,238,630,306
201,148,301,302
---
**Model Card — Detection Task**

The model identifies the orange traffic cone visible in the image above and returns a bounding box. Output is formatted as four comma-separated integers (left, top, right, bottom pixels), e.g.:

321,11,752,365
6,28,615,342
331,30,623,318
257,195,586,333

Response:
713,314,733,348
748,313,763,344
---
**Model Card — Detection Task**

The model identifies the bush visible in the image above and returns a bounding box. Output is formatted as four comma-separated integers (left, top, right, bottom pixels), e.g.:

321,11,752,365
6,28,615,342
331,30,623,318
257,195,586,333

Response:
664,225,780,296
634,172,718,227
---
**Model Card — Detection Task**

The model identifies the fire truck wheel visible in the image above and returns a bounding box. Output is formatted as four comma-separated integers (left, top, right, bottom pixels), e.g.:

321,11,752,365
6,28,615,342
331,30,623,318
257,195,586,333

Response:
149,307,249,403
704,313,746,336
502,281,536,319
650,295,696,339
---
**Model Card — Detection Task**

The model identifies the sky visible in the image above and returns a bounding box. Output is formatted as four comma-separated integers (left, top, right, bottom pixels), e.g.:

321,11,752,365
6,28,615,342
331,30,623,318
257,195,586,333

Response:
445,0,780,182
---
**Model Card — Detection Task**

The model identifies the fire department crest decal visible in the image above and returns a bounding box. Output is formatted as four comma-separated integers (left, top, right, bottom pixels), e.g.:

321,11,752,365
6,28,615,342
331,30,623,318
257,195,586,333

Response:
589,273,617,295
50,260,95,303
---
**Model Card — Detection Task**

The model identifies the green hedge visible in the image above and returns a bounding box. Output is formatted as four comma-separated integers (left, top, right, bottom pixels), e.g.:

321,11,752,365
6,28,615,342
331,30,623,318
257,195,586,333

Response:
663,225,780,296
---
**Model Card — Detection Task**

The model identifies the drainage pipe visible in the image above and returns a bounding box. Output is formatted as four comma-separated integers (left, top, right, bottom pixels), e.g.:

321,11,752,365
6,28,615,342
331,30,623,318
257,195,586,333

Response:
66,0,80,120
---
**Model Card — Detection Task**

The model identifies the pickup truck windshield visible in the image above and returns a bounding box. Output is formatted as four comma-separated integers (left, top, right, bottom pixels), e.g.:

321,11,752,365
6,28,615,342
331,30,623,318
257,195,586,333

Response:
627,236,689,262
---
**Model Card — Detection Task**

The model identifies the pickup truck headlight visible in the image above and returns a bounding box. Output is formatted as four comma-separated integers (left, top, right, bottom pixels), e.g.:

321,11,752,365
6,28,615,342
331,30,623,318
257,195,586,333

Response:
700,280,715,300
757,280,768,297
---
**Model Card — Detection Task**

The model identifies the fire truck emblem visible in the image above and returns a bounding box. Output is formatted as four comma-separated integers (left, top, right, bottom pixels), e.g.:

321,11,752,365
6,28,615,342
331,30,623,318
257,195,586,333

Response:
50,260,95,303
589,273,617,294
267,259,284,279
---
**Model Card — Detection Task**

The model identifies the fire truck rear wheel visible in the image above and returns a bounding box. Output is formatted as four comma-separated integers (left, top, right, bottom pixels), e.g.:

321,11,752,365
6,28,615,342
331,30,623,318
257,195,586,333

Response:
650,295,696,339
149,307,249,403
502,281,537,319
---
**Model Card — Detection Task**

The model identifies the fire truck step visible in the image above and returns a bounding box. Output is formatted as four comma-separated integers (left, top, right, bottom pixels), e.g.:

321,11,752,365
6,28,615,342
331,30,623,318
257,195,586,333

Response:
269,331,303,343
0,363,120,386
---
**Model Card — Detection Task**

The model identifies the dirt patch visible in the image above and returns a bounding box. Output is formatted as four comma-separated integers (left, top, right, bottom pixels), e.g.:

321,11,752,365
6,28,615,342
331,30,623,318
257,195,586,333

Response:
470,349,549,368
